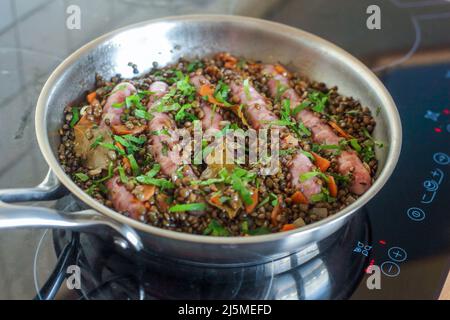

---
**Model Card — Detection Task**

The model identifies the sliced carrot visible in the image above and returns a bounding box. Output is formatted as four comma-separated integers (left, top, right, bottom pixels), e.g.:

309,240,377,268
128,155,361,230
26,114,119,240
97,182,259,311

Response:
311,151,331,172
245,189,259,214
270,195,283,226
327,175,338,197
198,84,249,127
216,52,238,69
115,142,125,152
291,190,309,205
329,121,352,139
112,124,146,135
274,64,287,74
199,84,221,105
209,194,222,206
86,91,97,104
141,185,156,202
281,224,296,232
156,193,170,213
122,157,131,171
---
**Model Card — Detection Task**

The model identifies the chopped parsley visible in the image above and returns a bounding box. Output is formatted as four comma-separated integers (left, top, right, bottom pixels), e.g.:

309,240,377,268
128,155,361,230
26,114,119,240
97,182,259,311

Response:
243,79,251,100
113,135,143,154
145,164,161,178
213,80,232,106
307,90,329,113
95,161,114,183
134,109,153,120
186,60,204,72
127,154,140,176
203,219,229,236
175,104,197,122
74,172,89,182
136,176,174,189
70,107,80,127
117,165,128,184
169,203,207,212
90,135,104,149
299,170,329,183
349,138,362,152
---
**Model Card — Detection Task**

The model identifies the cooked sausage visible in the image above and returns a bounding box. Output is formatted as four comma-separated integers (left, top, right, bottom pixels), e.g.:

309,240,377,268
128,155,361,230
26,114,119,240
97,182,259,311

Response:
231,79,321,200
106,176,146,220
189,75,223,131
230,81,278,130
147,81,183,177
290,153,322,197
337,151,372,195
101,82,136,126
263,64,371,195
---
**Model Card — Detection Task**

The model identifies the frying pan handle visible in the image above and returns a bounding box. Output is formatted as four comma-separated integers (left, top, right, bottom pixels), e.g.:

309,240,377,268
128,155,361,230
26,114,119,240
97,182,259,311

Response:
0,169,67,202
0,202,143,251
0,169,143,251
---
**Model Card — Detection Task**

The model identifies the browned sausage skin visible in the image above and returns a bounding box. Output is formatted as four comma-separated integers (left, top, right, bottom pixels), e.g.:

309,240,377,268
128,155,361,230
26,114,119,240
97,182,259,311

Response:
262,64,372,195
100,82,145,219
230,78,322,200
101,82,137,127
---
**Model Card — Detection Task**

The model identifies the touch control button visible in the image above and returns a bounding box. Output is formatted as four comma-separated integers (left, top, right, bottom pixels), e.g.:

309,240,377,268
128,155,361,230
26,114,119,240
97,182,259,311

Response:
381,261,401,277
388,247,407,262
407,207,425,221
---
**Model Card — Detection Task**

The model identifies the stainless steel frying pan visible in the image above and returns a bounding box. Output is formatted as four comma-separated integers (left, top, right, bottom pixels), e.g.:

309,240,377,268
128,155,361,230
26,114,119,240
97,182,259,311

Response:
0,15,402,265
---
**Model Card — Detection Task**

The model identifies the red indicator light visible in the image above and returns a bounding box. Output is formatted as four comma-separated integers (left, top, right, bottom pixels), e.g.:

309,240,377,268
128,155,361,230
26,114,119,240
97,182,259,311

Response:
365,259,376,273
379,240,386,245
443,109,449,115
434,127,442,133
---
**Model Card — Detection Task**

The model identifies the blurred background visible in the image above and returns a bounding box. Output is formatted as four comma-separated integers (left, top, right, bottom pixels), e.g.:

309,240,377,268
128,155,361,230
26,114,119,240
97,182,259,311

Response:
0,0,449,298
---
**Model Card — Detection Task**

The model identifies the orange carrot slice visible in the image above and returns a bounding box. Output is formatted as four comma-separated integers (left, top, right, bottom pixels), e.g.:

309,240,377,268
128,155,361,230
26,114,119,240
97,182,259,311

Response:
87,91,97,104
281,224,296,232
245,189,259,214
199,84,221,105
274,64,287,74
329,121,352,139
291,191,309,205
311,152,331,172
141,185,156,202
122,157,131,171
327,175,338,197
270,195,283,226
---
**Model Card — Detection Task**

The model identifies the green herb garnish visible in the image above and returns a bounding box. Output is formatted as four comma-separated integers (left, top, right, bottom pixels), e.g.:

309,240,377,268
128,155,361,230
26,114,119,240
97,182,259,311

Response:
187,60,204,72
90,135,104,149
175,104,197,122
117,165,128,184
299,170,329,183
243,79,251,100
203,219,229,236
214,80,232,106
191,178,224,186
70,107,79,127
135,109,153,120
127,154,140,176
74,172,89,182
169,203,207,212
308,90,329,113
146,164,161,178
248,227,271,235
136,176,174,189
300,150,315,161
349,138,362,152
95,162,114,183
